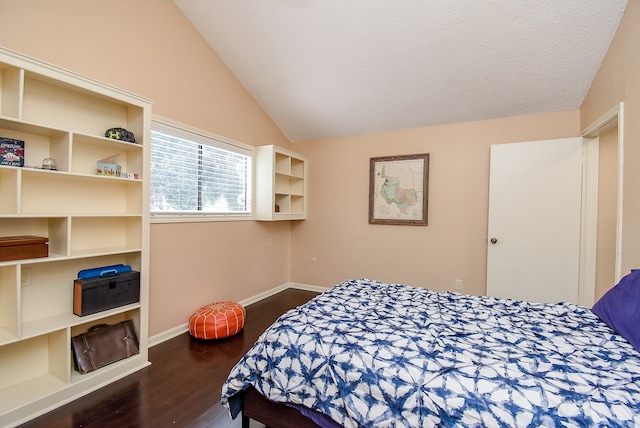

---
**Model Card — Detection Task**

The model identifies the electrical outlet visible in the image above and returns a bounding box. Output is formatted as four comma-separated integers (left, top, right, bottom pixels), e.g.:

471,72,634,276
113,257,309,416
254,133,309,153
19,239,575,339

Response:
21,269,33,287
268,238,273,247
454,279,463,291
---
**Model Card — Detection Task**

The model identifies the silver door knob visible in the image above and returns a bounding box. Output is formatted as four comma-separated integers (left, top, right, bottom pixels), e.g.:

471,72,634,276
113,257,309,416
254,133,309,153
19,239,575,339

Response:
490,238,498,244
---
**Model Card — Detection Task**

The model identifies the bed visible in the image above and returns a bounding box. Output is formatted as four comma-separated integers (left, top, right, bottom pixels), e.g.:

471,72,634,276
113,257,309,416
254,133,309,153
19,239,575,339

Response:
221,277,640,427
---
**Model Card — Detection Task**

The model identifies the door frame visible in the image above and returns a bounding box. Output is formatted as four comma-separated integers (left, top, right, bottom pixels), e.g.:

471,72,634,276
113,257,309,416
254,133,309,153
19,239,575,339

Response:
579,102,624,306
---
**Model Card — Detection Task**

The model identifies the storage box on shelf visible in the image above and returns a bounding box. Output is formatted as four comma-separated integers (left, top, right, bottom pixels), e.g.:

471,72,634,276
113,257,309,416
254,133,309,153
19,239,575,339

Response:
256,145,307,221
0,236,48,262
73,270,140,316
0,47,151,427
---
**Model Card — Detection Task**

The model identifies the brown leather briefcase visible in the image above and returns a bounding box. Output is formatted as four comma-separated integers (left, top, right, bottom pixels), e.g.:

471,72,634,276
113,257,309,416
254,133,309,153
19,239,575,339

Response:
72,320,139,374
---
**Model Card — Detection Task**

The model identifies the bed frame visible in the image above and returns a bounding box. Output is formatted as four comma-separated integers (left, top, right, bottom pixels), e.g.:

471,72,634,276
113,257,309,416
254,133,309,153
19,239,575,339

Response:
240,387,324,428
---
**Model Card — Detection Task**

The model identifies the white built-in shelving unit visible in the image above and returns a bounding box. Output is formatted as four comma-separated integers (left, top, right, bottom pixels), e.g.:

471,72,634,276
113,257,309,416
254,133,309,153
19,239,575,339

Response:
0,47,151,427
256,145,307,221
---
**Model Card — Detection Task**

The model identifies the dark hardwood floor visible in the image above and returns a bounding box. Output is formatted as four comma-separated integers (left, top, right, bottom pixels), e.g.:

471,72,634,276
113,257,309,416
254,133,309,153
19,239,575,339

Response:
18,288,319,428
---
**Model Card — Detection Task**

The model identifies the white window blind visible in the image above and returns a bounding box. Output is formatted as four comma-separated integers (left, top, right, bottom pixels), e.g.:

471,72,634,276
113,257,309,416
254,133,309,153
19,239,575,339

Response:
150,121,252,216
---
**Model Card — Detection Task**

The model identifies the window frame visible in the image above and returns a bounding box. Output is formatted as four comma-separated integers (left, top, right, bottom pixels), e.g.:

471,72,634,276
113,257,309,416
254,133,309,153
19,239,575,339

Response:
149,116,255,224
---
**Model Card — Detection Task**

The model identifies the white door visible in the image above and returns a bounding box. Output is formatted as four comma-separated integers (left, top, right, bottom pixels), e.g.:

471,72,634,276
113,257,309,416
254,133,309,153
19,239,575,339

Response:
486,138,583,304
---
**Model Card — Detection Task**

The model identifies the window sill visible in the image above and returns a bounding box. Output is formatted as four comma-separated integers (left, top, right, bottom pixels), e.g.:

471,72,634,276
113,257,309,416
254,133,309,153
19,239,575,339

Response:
150,214,254,224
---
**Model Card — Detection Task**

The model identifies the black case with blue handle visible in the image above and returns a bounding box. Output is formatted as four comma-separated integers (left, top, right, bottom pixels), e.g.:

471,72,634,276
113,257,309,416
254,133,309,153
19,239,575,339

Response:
74,265,139,316
78,264,131,279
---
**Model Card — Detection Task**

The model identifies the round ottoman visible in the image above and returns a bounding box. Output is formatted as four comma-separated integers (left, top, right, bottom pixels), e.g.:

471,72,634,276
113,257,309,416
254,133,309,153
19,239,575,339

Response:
189,301,246,339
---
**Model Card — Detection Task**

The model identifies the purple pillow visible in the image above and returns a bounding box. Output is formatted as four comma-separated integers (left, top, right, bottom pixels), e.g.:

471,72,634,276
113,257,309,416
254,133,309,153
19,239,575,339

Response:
592,269,640,352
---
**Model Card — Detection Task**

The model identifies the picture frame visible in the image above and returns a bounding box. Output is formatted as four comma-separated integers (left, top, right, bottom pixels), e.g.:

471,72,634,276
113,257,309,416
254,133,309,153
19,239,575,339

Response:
369,153,429,226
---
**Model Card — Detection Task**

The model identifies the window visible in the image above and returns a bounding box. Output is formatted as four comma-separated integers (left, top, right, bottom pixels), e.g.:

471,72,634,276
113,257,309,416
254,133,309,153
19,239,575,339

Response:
150,120,252,218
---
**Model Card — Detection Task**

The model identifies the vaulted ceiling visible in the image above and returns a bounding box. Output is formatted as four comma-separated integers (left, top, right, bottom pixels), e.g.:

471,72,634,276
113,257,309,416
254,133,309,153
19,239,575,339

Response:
174,0,628,142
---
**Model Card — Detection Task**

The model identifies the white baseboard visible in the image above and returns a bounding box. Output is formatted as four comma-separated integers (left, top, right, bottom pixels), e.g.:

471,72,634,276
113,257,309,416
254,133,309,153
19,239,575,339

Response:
149,323,189,347
148,282,328,347
239,283,290,307
286,282,330,294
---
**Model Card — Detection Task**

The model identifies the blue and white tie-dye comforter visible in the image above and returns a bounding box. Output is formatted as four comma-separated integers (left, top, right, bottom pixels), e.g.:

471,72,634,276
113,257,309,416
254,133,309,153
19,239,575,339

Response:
221,279,640,427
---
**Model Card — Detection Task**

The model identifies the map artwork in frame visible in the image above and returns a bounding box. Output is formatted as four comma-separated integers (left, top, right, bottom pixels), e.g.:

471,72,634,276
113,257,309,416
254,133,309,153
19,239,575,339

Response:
369,153,429,226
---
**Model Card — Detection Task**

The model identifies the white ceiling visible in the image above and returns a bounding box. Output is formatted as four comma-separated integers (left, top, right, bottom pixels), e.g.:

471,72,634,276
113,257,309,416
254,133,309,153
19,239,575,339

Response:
174,0,628,143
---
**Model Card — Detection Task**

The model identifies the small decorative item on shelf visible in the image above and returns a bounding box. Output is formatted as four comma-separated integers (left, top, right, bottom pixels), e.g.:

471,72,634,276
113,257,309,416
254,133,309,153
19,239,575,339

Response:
41,157,57,170
105,127,137,143
97,154,122,176
0,137,25,167
275,204,280,212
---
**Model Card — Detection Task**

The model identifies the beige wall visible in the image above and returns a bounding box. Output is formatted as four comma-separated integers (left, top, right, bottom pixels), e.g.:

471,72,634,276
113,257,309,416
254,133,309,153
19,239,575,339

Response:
0,0,289,146
149,220,292,334
1,0,636,337
581,0,640,279
289,111,580,295
0,0,295,336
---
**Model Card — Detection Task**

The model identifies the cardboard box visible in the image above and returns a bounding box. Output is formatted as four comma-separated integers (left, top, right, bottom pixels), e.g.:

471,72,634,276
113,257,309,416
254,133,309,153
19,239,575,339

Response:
0,137,25,167
0,235,49,262
73,270,140,316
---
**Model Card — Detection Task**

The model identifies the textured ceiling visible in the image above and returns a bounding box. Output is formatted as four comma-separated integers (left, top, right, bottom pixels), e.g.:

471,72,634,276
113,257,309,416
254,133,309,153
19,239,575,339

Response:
174,0,628,142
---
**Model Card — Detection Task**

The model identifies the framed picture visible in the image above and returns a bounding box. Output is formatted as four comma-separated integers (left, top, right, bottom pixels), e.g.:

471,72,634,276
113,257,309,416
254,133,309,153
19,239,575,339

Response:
369,153,429,226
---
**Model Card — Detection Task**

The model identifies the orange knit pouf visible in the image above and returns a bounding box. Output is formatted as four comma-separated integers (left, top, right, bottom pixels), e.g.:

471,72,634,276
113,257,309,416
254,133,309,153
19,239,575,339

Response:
189,301,246,339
